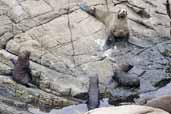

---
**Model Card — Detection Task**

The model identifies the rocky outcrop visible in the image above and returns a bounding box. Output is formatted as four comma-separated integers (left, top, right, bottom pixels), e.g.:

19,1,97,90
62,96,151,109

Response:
0,0,171,113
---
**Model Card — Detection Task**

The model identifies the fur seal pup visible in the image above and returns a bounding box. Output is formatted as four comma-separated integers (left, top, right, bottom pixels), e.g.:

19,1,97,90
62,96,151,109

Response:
112,71,140,87
145,95,171,113
87,75,100,110
108,64,135,86
11,50,35,87
112,64,139,87
80,3,129,48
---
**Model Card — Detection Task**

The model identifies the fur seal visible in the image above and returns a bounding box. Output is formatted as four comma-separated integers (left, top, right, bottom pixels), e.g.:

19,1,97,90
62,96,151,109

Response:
11,50,34,87
112,71,140,87
87,75,100,110
117,64,134,72
80,3,129,49
108,64,136,87
145,95,171,113
80,4,144,49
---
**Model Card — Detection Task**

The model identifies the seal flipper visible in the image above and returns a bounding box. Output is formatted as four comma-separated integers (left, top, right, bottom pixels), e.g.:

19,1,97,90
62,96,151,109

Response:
80,3,90,12
80,3,96,17
10,58,17,66
27,68,32,81
103,32,115,50
25,83,37,88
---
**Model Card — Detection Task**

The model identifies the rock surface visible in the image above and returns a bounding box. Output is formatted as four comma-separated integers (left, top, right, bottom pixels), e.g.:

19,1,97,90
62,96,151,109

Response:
0,0,171,113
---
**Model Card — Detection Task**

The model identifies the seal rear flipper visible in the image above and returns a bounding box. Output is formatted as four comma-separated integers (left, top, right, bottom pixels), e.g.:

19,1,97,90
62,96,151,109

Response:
80,3,90,12
103,32,115,50
80,3,96,17
27,68,32,81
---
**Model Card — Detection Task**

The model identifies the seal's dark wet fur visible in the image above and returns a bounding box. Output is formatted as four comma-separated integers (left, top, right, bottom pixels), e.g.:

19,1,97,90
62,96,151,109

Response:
11,50,33,87
87,75,100,110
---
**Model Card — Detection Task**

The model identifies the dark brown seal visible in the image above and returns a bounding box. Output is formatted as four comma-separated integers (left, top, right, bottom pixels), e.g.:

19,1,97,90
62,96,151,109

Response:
11,50,33,87
87,75,100,110
145,95,171,113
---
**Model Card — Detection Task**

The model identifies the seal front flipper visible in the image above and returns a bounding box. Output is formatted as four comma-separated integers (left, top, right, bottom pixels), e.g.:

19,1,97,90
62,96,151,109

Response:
10,58,17,66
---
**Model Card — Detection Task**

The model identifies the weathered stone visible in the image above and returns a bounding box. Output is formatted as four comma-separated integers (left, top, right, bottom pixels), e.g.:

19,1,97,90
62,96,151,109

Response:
0,75,76,111
21,0,52,17
0,32,13,49
0,102,31,114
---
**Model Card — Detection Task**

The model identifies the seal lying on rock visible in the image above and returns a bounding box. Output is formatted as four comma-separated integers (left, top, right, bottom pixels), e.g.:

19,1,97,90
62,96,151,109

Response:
11,50,35,88
80,3,129,49
87,75,100,110
83,105,169,114
145,95,171,114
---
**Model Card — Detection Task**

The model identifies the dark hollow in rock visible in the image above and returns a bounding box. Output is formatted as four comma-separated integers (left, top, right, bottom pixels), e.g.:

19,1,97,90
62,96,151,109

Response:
73,93,88,101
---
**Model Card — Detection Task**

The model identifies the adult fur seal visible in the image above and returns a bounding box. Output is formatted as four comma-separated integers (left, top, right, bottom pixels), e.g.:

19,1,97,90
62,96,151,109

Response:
11,50,35,87
87,75,100,110
145,95,171,113
80,3,129,49
80,3,144,49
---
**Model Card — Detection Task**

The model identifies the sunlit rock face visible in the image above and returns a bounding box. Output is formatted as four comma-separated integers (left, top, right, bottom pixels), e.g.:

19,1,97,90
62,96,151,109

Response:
0,0,171,113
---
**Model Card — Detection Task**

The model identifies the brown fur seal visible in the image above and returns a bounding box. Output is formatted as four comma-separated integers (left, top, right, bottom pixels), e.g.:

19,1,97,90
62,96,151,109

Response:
80,4,144,49
87,75,100,110
117,64,134,72
80,4,129,48
11,50,34,87
145,95,171,113
108,64,135,86
112,71,140,87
